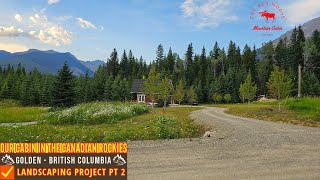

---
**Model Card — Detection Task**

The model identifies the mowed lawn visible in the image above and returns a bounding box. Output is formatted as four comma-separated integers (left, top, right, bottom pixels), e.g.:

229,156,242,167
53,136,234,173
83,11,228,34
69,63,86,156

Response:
0,101,204,142
207,97,320,127
0,100,48,123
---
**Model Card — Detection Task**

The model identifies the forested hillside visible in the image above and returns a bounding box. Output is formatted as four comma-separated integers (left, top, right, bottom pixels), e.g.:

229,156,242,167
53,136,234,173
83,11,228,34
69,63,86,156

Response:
0,26,319,106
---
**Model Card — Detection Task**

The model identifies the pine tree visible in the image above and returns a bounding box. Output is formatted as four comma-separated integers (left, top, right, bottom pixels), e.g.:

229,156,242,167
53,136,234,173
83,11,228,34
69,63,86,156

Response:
185,43,194,87
242,44,252,72
104,76,113,101
40,76,52,106
302,70,320,96
156,44,165,72
111,76,121,101
257,58,273,95
311,30,320,80
274,39,287,69
167,47,175,75
195,81,204,103
107,48,119,77
52,62,75,107
213,41,220,59
120,50,129,78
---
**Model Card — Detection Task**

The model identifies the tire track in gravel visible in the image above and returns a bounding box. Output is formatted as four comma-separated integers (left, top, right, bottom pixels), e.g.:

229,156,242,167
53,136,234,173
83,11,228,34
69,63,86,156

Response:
128,107,320,180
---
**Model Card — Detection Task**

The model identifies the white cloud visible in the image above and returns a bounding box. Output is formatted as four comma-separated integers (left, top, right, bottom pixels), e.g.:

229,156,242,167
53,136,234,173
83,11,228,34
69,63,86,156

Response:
100,26,104,30
181,0,238,28
15,14,23,23
0,26,24,36
28,26,72,46
0,43,28,52
284,0,320,26
29,14,48,27
77,18,97,29
26,13,73,46
48,0,60,5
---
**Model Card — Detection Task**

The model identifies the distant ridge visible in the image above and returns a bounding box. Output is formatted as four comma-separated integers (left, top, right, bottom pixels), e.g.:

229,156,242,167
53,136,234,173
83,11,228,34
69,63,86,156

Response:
273,17,320,45
0,49,103,76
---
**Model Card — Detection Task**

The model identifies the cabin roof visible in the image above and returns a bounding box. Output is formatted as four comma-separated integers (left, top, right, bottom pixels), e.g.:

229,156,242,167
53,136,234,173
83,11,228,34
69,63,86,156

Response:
131,79,144,93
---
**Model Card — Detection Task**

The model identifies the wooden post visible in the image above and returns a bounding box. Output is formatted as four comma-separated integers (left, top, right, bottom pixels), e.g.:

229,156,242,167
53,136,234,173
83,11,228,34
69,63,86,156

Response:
298,64,301,98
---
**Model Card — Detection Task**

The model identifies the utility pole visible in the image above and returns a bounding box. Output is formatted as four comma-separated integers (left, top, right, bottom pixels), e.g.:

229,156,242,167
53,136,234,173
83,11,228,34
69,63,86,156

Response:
298,64,301,98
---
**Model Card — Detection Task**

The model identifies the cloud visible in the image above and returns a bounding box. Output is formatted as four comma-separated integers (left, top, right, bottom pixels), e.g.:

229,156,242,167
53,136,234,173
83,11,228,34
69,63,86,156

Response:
48,0,60,5
180,0,238,28
15,14,23,23
77,18,97,29
0,43,28,52
26,13,73,46
284,0,320,26
0,26,24,37
28,27,72,46
29,14,48,27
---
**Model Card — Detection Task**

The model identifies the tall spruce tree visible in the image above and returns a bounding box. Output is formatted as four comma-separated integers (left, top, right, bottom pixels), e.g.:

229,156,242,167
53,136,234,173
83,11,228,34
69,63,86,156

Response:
52,62,75,107
185,43,194,87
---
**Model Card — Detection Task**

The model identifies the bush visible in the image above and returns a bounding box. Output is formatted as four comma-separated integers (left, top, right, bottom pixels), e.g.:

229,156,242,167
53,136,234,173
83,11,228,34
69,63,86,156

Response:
157,116,180,139
47,102,150,125
224,94,231,103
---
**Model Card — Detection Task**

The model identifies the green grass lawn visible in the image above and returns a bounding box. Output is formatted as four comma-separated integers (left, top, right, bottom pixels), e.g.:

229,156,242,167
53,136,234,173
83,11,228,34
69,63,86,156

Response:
0,101,204,142
206,97,320,127
0,100,48,123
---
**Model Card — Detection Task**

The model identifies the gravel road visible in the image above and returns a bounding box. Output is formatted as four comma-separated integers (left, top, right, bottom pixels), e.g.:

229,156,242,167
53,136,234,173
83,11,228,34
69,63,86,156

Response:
128,107,320,180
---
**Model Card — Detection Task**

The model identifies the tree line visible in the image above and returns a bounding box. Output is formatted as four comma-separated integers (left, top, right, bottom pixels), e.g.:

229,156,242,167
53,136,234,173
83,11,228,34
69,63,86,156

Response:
0,26,319,107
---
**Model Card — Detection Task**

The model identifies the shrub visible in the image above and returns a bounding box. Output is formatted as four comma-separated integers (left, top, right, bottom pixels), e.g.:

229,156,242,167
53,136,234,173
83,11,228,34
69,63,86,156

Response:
47,102,149,125
224,94,231,103
157,116,180,139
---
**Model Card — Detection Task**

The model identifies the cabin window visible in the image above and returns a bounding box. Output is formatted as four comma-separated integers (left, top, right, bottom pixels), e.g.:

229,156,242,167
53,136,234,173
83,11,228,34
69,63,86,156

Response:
138,94,145,102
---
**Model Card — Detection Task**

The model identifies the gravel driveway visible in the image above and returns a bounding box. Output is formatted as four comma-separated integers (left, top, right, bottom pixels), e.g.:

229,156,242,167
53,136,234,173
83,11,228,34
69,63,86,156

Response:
128,107,320,180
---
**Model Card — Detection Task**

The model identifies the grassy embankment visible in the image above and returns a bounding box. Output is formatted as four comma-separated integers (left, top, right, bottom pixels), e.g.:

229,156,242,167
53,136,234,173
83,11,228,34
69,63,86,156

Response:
0,101,204,142
0,100,48,123
209,97,320,127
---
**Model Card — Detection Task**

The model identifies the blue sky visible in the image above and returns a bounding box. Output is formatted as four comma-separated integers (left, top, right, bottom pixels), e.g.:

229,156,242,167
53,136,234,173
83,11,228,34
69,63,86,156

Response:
0,0,320,62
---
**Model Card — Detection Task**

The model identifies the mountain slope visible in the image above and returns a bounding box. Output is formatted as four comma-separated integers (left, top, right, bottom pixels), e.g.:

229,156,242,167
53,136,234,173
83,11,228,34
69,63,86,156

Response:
80,60,104,72
0,50,13,60
273,17,320,45
0,49,94,76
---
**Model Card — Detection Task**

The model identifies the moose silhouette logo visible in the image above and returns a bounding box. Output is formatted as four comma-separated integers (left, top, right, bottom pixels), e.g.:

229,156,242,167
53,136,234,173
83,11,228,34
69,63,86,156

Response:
259,10,276,23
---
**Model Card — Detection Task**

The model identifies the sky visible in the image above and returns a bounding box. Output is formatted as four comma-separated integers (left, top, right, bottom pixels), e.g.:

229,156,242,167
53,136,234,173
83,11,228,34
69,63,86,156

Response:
0,0,320,62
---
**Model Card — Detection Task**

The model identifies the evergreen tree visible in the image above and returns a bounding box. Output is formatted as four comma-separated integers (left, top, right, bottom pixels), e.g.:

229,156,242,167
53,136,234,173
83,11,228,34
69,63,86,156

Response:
185,43,194,87
167,47,175,75
111,76,121,101
107,48,120,77
120,50,129,78
156,44,165,72
104,76,113,101
52,62,75,107
274,39,287,69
